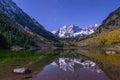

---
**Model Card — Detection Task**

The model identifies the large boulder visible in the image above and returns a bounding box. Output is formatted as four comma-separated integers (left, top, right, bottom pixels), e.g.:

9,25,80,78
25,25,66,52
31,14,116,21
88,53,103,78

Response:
13,68,31,74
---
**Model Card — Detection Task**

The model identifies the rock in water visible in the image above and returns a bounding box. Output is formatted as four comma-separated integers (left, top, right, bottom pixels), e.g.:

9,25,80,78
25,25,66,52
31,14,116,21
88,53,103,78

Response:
13,68,31,74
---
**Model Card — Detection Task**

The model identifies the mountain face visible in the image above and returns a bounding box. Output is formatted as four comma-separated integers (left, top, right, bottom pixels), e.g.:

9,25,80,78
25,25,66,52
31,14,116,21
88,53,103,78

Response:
0,12,33,48
52,24,99,38
0,0,57,41
83,7,120,47
0,12,55,49
96,7,120,33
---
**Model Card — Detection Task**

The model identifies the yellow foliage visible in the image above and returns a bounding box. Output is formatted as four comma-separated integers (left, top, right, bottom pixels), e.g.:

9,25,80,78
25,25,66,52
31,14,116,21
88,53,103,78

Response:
85,28,120,46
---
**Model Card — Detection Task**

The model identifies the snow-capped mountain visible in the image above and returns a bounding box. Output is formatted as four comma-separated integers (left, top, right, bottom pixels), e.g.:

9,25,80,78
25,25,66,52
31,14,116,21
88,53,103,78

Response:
52,24,99,38
0,0,57,41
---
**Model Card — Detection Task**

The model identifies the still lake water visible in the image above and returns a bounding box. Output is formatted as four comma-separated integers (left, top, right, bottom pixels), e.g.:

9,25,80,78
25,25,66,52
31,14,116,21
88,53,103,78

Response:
0,49,120,80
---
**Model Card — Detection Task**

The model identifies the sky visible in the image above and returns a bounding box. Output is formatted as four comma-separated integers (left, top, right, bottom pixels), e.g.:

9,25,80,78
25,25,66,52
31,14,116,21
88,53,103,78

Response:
13,0,120,31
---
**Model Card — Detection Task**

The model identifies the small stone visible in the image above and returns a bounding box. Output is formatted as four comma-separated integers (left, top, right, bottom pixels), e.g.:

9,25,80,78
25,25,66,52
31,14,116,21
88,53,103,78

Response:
105,51,111,54
13,68,31,74
105,51,116,54
111,51,116,54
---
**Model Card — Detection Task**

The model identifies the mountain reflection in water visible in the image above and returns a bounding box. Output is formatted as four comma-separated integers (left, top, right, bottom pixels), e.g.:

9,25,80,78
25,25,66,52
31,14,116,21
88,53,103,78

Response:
32,58,110,80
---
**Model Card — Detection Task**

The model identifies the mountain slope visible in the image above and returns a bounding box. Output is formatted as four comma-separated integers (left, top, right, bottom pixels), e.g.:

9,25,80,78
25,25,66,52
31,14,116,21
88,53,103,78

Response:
0,0,57,41
96,7,120,33
0,12,54,49
83,7,120,48
52,24,99,38
86,28,120,46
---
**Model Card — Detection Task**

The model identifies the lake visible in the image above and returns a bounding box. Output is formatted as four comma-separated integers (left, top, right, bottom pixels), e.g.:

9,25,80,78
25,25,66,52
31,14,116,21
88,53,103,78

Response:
32,57,109,80
0,49,120,80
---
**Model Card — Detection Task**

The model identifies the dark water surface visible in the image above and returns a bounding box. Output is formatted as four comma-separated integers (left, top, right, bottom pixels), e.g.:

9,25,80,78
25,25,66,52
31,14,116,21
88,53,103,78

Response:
32,57,110,80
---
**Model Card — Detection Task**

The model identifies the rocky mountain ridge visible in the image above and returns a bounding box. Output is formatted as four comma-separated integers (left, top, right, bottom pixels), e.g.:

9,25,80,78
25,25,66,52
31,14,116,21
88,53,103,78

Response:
52,24,99,38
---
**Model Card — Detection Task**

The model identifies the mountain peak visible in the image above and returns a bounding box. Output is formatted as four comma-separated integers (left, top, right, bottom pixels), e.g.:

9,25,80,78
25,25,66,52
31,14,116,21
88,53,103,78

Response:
52,24,99,38
69,24,75,27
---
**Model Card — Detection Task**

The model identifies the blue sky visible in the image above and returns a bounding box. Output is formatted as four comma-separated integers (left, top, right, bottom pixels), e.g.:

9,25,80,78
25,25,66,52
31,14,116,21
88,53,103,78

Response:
13,0,120,31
